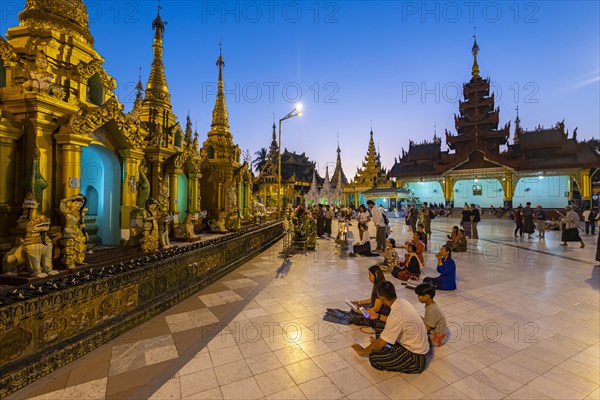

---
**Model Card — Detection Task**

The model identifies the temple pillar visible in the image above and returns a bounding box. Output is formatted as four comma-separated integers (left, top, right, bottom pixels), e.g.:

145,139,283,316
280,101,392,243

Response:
60,144,83,198
567,177,574,203
502,173,514,209
217,181,223,211
443,177,455,207
54,131,92,200
244,181,251,218
0,137,19,236
188,173,200,213
580,169,592,208
169,168,182,223
119,148,144,242
0,137,18,206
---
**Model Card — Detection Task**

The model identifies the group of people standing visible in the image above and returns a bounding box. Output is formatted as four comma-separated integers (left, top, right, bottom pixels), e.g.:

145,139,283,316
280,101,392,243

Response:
405,202,433,239
513,202,547,239
315,204,334,238
459,203,481,239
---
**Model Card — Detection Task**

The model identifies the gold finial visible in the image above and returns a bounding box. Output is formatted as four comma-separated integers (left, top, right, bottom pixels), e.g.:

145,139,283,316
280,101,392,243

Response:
210,44,230,134
146,0,170,101
471,27,480,78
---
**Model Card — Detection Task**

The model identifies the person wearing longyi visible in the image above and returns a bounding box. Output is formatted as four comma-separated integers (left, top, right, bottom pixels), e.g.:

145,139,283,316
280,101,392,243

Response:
351,281,429,373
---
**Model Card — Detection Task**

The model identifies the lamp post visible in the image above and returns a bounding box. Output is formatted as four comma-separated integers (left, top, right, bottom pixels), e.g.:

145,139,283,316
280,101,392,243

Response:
278,103,303,218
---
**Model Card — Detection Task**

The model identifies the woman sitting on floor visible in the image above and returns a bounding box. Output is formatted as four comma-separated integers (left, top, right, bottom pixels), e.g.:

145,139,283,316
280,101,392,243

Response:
377,238,400,273
349,222,377,256
423,245,457,290
403,232,425,265
446,228,467,252
351,265,391,325
446,226,459,241
391,243,422,281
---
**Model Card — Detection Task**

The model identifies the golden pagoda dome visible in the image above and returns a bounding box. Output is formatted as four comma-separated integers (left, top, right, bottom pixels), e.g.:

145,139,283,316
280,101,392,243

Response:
19,0,93,44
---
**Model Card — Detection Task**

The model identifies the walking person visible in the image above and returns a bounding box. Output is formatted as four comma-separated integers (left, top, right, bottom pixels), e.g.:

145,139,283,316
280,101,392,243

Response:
534,204,547,239
460,204,471,238
583,206,596,235
514,205,523,237
522,202,535,239
469,203,480,239
368,200,387,251
560,205,585,248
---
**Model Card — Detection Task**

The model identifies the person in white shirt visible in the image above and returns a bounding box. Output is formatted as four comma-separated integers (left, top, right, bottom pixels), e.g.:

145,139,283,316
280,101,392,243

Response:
350,222,374,256
368,200,386,251
560,205,585,248
351,280,429,373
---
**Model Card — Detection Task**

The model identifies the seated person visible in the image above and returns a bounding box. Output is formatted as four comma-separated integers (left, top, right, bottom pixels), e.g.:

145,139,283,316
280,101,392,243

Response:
351,265,391,325
446,229,467,252
416,223,428,250
350,222,376,256
415,283,449,347
351,281,429,373
391,243,422,281
446,225,459,241
423,245,457,290
404,232,425,265
378,238,399,273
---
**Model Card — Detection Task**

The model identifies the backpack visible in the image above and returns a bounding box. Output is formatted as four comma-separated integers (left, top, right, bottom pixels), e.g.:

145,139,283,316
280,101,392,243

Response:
429,208,435,220
589,210,597,222
382,212,389,225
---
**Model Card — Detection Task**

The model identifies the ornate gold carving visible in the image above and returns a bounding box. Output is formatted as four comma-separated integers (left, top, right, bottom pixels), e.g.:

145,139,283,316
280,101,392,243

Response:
22,50,64,99
77,59,117,91
0,37,18,67
19,0,93,44
60,194,87,269
69,98,148,150
141,198,159,252
0,327,32,362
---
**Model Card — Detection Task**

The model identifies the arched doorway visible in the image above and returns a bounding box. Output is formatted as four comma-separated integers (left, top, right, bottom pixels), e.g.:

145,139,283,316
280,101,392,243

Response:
80,144,121,245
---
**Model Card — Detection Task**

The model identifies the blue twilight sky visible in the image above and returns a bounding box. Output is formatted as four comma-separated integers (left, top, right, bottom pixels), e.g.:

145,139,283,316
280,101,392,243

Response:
2,1,599,177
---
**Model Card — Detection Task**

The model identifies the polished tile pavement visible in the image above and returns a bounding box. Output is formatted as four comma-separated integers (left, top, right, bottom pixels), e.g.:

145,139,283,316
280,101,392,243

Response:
8,217,599,400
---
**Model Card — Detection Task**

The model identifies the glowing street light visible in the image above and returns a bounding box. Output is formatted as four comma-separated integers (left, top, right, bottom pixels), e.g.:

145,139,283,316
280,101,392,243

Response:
278,103,303,217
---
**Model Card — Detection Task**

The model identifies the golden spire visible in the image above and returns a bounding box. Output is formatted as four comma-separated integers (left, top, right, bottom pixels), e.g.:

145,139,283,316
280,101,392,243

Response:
209,44,231,135
471,27,480,78
146,1,171,105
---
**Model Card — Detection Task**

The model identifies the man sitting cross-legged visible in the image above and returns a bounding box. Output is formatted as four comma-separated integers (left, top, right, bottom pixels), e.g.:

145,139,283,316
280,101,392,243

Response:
351,281,429,373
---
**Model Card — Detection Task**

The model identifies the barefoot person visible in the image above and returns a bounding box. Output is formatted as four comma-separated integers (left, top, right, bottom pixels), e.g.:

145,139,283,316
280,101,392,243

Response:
560,206,585,248
351,281,429,373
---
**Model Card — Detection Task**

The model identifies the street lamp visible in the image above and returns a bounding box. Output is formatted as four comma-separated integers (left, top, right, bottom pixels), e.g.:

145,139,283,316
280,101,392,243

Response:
278,103,303,217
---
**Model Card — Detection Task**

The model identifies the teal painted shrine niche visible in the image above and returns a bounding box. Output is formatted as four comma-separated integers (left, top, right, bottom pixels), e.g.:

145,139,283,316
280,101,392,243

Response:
80,144,121,245
177,173,188,223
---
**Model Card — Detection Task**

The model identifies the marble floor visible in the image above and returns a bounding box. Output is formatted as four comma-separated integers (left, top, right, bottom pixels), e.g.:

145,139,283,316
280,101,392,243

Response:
7,217,599,400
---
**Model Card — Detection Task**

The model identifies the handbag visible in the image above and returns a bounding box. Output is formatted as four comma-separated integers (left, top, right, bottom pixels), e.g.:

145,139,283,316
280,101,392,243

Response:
405,276,420,289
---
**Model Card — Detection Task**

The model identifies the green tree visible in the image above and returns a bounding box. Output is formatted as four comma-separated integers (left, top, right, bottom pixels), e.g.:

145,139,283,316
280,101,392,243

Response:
252,147,268,173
